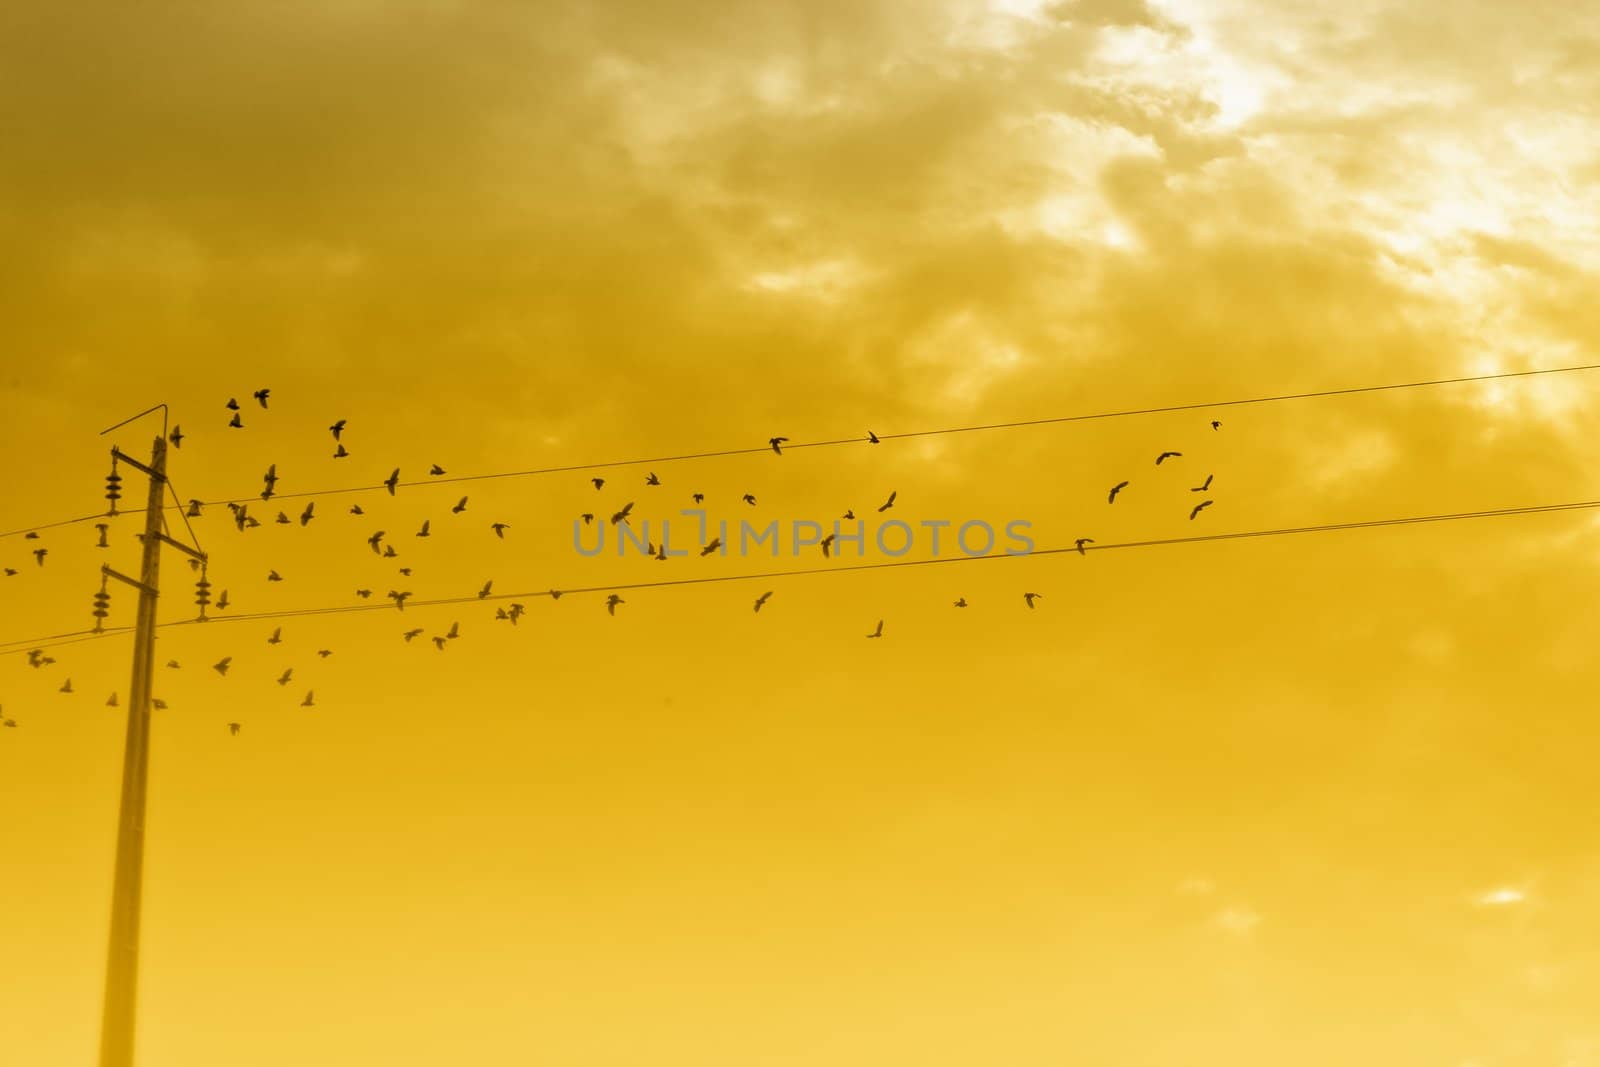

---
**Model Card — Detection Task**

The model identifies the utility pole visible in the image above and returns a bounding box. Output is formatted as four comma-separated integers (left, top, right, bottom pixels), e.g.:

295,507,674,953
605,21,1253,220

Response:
96,428,204,1067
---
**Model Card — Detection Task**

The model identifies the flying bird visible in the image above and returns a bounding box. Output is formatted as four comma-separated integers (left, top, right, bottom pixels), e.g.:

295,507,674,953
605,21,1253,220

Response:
275,511,290,525
769,437,789,454
1024,592,1043,609
261,464,278,499
267,627,282,644
334,443,349,459
868,430,880,443
383,545,398,558
478,580,493,598
754,591,773,612
429,464,445,476
403,628,423,642
228,412,243,429
276,668,292,686
216,590,230,610
253,388,271,408
692,493,704,504
581,513,594,525
152,699,168,710
610,502,634,525
169,425,184,448
213,657,232,676
166,660,181,669
267,570,282,582
742,494,756,506
432,636,447,650
34,548,47,567
368,531,386,554
60,678,73,693
843,509,855,520
1075,538,1094,555
701,538,721,557
416,519,430,538
389,590,412,610
1108,481,1129,504
646,472,661,486
1211,420,1221,430
226,398,240,411
591,478,605,490
24,531,38,539
330,419,347,440
317,649,332,658
1192,474,1213,492
606,594,624,616
867,620,884,639
301,691,314,708
300,502,315,525
228,722,241,736
491,522,510,538
452,496,468,514
355,588,372,598
821,534,835,558
1156,451,1182,465
446,621,460,640
107,693,118,707
1190,500,1213,520
383,468,400,495
350,504,364,515
954,598,968,608
3,568,15,577
877,491,897,513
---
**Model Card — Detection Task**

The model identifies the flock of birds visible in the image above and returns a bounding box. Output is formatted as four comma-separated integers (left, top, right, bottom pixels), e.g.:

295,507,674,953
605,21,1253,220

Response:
0,392,1227,735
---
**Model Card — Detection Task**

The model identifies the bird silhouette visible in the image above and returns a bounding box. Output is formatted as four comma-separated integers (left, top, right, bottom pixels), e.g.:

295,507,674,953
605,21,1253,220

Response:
591,477,605,490
300,502,315,526
261,464,278,500
334,443,349,458
368,531,386,554
389,590,412,610
34,548,47,566
216,590,229,610
754,591,773,612
430,464,445,476
152,699,168,710
301,691,314,708
478,580,493,599
276,668,292,686
432,636,447,650
169,425,184,448
692,493,705,504
446,622,460,640
267,570,282,582
400,566,413,575
107,692,118,707
742,493,756,506
383,469,400,495
606,594,624,616
491,522,510,538
611,502,634,525
3,568,15,577
416,519,430,538
868,430,880,443
1108,481,1129,504
330,419,347,440
24,531,37,539
646,472,661,486
253,388,270,408
1156,451,1182,465
317,649,332,658
821,534,835,558
877,490,897,512
166,660,181,669
95,523,109,548
228,412,243,429
267,627,282,645
3,718,16,728
843,509,855,520
350,504,364,515
383,545,398,558
187,499,203,517
1190,500,1213,520
1075,538,1094,555
226,398,240,411
581,513,594,525
1211,420,1221,430
1192,474,1213,492
954,598,968,608
60,678,73,694
403,628,423,642
452,496,468,514
769,437,789,454
228,722,241,735
655,543,668,561
275,512,291,525
867,620,884,638
355,589,372,598
701,538,721,557
213,657,232,676
1024,592,1042,609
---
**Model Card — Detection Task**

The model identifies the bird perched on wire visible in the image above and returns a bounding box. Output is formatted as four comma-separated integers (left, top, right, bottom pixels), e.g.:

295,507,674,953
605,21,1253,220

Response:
868,430,880,443
478,580,493,599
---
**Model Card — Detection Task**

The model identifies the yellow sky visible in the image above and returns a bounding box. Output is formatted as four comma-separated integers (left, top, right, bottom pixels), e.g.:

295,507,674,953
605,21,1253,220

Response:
3,1,1600,1063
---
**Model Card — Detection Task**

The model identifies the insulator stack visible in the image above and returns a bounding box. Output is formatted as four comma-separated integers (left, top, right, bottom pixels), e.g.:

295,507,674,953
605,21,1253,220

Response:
195,571,212,620
92,586,111,633
105,468,123,514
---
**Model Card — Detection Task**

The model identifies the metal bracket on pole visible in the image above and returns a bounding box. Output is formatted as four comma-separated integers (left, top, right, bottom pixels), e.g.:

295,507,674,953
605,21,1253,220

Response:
101,565,158,598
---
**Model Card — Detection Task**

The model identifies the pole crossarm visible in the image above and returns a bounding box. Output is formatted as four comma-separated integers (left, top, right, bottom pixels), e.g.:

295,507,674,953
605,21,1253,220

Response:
100,565,158,598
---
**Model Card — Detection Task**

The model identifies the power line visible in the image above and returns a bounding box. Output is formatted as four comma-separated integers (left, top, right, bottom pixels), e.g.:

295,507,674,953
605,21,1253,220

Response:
6,494,1597,657
4,361,1596,541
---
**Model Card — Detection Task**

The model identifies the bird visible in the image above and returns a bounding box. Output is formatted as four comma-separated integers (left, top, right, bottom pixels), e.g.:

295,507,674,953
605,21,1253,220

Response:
166,660,181,669
742,493,756,506
300,691,314,708
275,511,290,525
383,468,400,495
3,568,15,577
591,478,605,490
330,419,347,440
446,621,460,640
350,504,364,515
868,430,880,443
383,545,398,558
228,412,243,429
267,627,282,644
1108,481,1129,504
692,493,704,504
228,722,241,735
429,464,445,476
152,698,168,710
226,398,240,411
1190,500,1213,520
1211,420,1221,430
169,425,184,448
1024,592,1043,609
34,548,47,567
1192,474,1213,492
216,590,230,610
843,509,855,520
416,520,430,538
253,388,270,408
610,502,634,525
95,523,109,548
581,513,594,525
478,580,493,599
452,496,468,514
646,472,661,486
300,502,315,526
769,437,789,455
821,534,835,557
60,678,74,694
187,499,203,517
231,504,249,532
266,570,282,582
334,443,349,459
24,531,37,539
877,490,897,513
261,464,278,499
2,718,15,728
701,538,721,557
276,668,292,686
867,620,884,639
1156,451,1182,465
1075,538,1094,555
491,522,510,538
954,598,968,608
389,590,412,610
317,649,332,658
655,542,668,561
754,591,773,612
213,657,232,676
606,594,624,616
432,636,447,650
355,588,372,598
368,530,386,554
107,692,118,707
403,628,423,642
